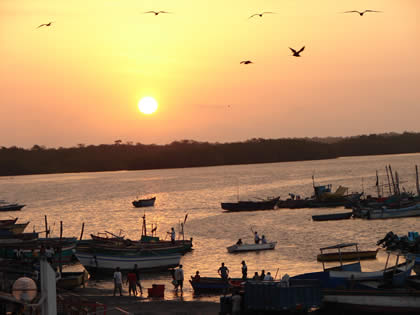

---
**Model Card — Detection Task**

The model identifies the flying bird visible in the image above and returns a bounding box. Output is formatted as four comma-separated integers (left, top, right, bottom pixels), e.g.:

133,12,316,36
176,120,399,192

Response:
289,46,305,57
249,12,276,19
144,11,171,16
343,10,382,16
37,22,53,28
240,60,253,64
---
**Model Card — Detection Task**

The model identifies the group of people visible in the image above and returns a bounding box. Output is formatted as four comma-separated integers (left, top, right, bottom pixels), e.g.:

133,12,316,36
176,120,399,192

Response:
113,264,143,296
235,231,268,246
216,261,275,281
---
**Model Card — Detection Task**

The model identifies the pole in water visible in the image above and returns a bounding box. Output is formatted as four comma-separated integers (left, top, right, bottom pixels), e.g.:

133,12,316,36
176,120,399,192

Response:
79,222,85,240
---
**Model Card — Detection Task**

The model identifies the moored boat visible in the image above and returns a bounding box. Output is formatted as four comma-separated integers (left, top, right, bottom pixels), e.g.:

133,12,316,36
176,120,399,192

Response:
132,197,156,208
189,276,243,293
362,202,420,220
317,249,379,262
227,242,277,253
75,251,181,272
312,212,353,221
0,202,25,212
221,196,280,212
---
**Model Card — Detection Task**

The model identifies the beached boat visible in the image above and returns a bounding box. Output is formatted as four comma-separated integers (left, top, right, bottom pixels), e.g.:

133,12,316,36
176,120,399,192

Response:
132,197,156,208
227,242,277,253
189,277,243,293
75,251,181,272
312,212,353,221
221,196,280,212
57,270,89,290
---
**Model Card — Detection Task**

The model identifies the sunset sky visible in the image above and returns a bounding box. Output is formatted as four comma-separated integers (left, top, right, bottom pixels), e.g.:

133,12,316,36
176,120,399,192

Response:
1,0,419,148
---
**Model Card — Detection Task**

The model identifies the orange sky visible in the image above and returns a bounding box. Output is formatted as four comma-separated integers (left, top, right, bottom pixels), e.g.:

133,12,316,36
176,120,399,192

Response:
1,0,419,147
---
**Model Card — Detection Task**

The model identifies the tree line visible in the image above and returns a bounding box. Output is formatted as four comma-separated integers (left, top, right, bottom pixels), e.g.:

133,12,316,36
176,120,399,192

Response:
1,132,420,176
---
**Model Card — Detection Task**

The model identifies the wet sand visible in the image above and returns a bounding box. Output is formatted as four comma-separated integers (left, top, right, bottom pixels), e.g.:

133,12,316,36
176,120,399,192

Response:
72,286,220,314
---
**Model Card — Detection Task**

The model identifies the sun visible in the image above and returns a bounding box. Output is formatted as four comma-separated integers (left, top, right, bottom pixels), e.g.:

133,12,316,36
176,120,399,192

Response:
138,97,158,114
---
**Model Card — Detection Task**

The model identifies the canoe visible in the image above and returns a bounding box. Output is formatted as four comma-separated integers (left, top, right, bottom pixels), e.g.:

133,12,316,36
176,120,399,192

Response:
312,212,353,222
317,249,379,262
0,218,18,226
132,197,156,208
57,270,89,290
221,197,280,212
227,242,277,253
0,204,25,211
75,251,181,272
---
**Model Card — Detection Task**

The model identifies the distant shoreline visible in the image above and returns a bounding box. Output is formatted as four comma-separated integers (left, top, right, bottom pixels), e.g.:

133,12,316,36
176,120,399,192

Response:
1,132,420,177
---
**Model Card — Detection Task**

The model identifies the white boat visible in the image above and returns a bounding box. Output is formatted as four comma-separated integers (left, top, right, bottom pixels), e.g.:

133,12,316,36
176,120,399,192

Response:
323,288,420,313
75,252,181,271
365,203,420,219
227,242,277,253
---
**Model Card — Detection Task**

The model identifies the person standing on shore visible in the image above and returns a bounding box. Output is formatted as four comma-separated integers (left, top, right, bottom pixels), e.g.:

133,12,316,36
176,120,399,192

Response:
241,261,247,280
113,267,123,296
126,270,137,296
218,262,229,281
133,264,143,295
174,265,184,292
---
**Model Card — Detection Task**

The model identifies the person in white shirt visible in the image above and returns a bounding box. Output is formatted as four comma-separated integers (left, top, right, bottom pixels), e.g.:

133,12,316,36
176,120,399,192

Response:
174,265,184,291
168,227,176,245
113,267,123,296
263,272,273,281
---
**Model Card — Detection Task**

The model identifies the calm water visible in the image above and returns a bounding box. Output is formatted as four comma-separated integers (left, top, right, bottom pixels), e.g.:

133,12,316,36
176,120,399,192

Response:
1,153,420,301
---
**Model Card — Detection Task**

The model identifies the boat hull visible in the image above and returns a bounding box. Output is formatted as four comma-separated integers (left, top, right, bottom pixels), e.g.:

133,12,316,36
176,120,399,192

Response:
0,204,25,211
75,252,181,272
132,197,156,208
227,242,277,253
365,203,420,219
323,289,420,313
312,212,353,221
317,249,379,262
57,271,89,290
221,197,280,212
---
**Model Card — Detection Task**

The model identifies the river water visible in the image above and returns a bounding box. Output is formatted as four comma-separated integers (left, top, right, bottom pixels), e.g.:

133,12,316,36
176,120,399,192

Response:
1,153,420,301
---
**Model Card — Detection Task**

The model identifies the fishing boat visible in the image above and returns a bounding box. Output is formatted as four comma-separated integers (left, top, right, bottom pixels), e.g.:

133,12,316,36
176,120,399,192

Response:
362,202,420,220
312,212,353,221
0,222,29,235
189,277,243,293
0,201,25,212
221,196,280,212
57,270,89,290
132,196,156,208
0,218,18,226
75,251,181,272
227,242,277,253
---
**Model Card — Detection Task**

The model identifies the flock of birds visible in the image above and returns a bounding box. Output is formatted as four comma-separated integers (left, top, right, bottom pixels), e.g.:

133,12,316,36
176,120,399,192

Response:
36,9,382,63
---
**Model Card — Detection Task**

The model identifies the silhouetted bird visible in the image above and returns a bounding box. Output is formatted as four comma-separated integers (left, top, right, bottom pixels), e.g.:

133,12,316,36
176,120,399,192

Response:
249,12,276,19
240,60,253,64
344,10,382,16
144,11,171,16
37,22,53,28
289,46,305,57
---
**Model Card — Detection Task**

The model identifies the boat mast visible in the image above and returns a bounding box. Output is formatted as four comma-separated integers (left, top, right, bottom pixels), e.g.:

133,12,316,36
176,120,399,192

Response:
388,165,397,195
376,170,380,198
385,166,392,195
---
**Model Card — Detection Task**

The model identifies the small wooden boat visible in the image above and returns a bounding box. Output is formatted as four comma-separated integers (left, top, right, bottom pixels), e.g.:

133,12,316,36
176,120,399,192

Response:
221,197,280,212
132,197,156,208
0,218,18,226
75,251,181,272
57,270,89,290
312,212,353,222
0,222,29,235
364,202,420,220
189,277,243,293
317,248,379,262
227,242,277,253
